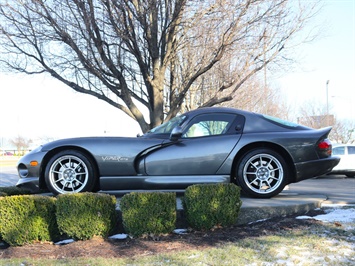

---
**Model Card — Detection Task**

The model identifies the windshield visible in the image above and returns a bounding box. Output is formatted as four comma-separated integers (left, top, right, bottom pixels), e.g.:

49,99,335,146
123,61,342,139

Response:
145,115,187,135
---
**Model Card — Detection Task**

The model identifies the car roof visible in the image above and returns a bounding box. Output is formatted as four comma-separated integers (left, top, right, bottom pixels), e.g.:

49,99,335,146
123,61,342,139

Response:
182,107,310,132
184,107,253,116
183,107,263,122
333,144,355,147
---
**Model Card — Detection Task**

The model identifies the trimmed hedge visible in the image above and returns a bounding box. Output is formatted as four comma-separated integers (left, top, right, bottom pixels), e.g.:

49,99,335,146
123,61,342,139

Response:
120,192,176,237
0,195,59,246
56,193,117,240
0,184,243,245
0,186,32,196
183,183,242,230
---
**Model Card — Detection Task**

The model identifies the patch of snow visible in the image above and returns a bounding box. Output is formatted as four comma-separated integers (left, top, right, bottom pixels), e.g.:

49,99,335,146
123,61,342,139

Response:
248,218,269,225
108,233,128,240
313,208,355,223
297,206,355,224
296,215,313,220
322,203,355,208
54,239,75,245
173,229,188,235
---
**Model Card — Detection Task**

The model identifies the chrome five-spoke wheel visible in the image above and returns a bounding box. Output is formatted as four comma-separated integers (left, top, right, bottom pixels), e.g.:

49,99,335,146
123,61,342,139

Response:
236,149,288,198
45,150,96,195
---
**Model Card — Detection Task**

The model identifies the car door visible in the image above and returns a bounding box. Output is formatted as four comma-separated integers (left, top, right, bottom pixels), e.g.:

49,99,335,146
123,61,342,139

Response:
343,146,355,169
144,113,244,175
332,146,346,170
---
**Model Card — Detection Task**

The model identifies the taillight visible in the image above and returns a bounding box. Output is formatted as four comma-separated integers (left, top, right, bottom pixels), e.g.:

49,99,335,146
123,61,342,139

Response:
317,139,332,157
318,139,331,149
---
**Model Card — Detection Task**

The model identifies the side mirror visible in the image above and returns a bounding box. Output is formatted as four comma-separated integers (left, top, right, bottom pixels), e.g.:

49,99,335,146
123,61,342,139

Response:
170,126,183,141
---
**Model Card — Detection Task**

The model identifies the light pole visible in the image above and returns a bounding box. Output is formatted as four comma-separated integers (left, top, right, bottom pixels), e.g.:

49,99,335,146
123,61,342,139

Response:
326,80,330,126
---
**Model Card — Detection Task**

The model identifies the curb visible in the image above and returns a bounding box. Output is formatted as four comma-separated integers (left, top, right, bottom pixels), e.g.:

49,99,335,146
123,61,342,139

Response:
116,194,327,227
236,200,323,225
179,194,326,226
236,194,327,224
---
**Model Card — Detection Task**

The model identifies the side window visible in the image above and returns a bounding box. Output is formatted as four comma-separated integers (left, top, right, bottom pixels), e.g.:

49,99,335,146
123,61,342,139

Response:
183,113,236,138
347,146,355,155
332,147,345,155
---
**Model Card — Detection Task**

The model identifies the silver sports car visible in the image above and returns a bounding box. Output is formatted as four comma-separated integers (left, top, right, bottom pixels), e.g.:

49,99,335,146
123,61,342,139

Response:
16,107,340,198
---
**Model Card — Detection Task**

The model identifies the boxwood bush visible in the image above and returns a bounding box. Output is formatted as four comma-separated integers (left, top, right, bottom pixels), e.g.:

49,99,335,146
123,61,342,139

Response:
0,195,59,246
0,186,32,196
183,183,242,230
120,192,176,237
56,193,117,240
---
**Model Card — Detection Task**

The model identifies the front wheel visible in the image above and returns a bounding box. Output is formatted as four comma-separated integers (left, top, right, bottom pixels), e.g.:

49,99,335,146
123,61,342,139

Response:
45,150,97,195
236,149,289,198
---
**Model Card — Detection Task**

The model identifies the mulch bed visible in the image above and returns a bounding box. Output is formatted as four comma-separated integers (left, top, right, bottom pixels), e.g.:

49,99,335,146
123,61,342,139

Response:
0,209,325,259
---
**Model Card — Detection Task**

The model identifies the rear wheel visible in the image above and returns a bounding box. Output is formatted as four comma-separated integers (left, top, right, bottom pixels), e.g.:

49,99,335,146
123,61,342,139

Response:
45,150,97,195
236,148,289,198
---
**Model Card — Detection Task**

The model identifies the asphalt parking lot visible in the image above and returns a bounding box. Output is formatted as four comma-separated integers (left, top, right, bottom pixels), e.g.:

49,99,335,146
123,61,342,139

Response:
0,166,18,187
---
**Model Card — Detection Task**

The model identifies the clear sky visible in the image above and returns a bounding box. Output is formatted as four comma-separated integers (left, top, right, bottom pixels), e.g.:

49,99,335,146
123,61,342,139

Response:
1,0,354,147
274,0,355,120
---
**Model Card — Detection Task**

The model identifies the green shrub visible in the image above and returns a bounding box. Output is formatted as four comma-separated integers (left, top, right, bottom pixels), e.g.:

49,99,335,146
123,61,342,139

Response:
183,183,242,230
0,195,59,246
56,193,117,240
0,186,32,196
120,192,176,237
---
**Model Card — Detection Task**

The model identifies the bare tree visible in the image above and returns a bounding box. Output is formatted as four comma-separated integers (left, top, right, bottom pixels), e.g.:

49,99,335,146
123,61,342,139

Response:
296,100,355,143
0,0,321,132
297,99,334,129
221,78,290,120
10,136,32,154
329,119,355,144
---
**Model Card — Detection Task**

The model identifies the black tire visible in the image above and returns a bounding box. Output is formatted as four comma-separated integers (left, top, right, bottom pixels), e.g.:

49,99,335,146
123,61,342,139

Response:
346,174,355,178
45,150,97,195
236,148,289,198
